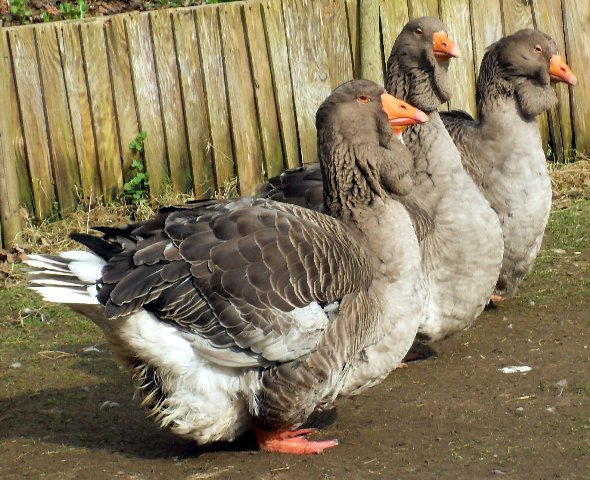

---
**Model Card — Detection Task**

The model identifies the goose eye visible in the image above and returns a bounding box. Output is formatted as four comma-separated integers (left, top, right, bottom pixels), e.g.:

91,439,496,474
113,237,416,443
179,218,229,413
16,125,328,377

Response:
534,44,542,53
416,27,423,35
357,94,370,104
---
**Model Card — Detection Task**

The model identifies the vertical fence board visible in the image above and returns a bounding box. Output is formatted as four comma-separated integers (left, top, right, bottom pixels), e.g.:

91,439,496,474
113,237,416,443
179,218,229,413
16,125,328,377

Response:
532,0,573,160
9,27,55,219
173,9,214,198
244,1,285,178
359,0,382,83
283,0,332,165
126,13,168,197
58,23,100,202
320,0,354,89
150,10,192,194
80,21,123,201
219,3,264,194
408,0,439,19
195,6,234,189
440,0,476,114
0,34,22,246
345,0,360,77
563,1,590,154
3,30,32,212
36,25,80,213
380,0,409,65
105,15,140,179
261,0,299,169
470,0,503,70
501,0,549,147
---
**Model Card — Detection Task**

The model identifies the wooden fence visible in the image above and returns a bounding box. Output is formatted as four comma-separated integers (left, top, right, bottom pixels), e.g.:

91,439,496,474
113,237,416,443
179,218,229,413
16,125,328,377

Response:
0,0,588,248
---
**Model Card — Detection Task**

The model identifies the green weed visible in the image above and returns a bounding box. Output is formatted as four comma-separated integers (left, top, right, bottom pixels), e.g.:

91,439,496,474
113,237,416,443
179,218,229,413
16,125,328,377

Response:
123,132,150,207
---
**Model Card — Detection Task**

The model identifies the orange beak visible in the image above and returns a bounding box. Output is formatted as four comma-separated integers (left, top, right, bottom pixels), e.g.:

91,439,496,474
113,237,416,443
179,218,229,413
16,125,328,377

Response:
549,54,577,85
381,93,428,137
433,31,461,61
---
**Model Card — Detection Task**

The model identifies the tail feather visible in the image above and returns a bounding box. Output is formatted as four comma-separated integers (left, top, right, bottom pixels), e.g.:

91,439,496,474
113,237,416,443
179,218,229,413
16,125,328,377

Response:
24,252,105,305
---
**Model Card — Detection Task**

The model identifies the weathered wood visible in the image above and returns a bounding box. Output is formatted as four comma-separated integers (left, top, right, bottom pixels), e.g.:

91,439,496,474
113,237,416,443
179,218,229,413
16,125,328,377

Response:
58,23,100,202
80,20,123,201
359,0,383,83
8,27,55,219
319,0,354,89
126,13,168,197
440,0,476,115
105,14,140,180
532,0,573,160
408,0,439,19
261,0,300,169
501,0,549,147
150,10,192,193
173,8,214,198
562,1,590,155
0,35,22,246
283,0,332,165
344,0,360,77
36,24,80,213
244,1,284,179
379,0,409,64
2,30,32,212
470,0,503,70
219,3,264,194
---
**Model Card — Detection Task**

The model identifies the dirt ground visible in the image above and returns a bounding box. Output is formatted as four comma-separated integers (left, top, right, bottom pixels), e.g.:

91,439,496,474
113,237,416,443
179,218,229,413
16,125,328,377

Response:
0,198,589,479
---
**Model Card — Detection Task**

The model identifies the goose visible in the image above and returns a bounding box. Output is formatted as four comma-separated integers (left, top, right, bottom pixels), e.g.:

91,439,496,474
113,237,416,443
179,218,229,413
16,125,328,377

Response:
258,17,504,342
440,30,577,300
25,80,427,455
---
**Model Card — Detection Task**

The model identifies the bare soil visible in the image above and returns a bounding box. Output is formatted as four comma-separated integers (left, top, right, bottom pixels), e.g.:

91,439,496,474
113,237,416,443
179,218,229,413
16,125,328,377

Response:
0,198,588,479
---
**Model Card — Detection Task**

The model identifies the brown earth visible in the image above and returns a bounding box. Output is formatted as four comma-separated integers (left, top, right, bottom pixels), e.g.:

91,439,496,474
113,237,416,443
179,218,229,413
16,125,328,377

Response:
0,198,589,479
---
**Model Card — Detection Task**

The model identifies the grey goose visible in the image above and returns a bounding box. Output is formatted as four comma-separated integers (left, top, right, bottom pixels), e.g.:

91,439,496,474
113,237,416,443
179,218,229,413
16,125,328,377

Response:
258,17,505,342
25,80,427,455
441,30,577,300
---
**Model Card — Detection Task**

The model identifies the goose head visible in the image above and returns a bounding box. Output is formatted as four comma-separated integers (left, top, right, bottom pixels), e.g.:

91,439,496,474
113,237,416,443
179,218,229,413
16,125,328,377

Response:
385,17,461,111
316,79,427,220
477,29,577,119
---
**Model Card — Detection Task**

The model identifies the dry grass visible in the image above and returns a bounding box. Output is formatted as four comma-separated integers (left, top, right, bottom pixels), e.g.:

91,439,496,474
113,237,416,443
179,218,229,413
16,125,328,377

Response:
549,153,590,209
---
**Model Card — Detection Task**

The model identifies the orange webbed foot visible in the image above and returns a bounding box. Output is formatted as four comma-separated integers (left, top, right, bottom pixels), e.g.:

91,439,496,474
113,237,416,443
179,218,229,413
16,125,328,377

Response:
256,428,338,455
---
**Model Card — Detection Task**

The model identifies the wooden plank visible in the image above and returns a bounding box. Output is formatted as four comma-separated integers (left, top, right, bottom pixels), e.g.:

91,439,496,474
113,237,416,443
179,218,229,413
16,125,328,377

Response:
319,0,354,89
0,34,22,246
36,24,80,213
562,1,590,155
345,0,360,77
501,0,549,147
58,23,100,202
359,0,383,83
8,27,55,219
470,0,503,69
173,9,214,198
80,20,123,201
380,0,409,65
261,0,300,169
532,0,573,160
244,1,285,178
194,8,235,193
408,0,439,19
2,30,32,212
126,13,168,197
440,0,476,115
283,0,332,164
150,10,192,194
105,15,140,180
219,3,264,194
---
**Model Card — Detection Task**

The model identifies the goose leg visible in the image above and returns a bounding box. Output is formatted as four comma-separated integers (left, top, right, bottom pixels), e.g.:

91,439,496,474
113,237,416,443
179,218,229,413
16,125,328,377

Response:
256,428,338,454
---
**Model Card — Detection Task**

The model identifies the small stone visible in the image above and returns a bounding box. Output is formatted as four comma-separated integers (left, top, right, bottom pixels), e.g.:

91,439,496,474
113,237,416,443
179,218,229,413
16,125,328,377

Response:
507,323,513,329
545,406,556,414
528,300,535,307
552,248,566,254
99,401,120,410
83,346,100,353
11,362,22,368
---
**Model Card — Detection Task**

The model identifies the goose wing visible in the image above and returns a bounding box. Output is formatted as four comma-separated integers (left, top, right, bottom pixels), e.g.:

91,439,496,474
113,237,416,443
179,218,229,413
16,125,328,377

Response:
81,198,374,368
